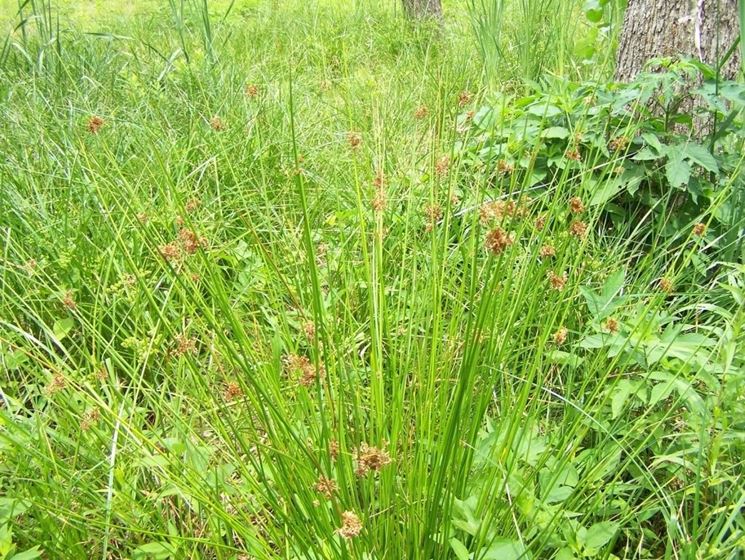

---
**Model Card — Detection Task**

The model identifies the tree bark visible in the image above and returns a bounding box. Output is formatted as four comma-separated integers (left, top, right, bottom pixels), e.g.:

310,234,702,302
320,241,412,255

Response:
616,0,740,81
402,0,442,19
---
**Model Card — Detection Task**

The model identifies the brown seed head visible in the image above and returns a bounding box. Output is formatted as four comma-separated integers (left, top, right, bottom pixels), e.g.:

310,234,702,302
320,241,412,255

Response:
565,148,582,162
569,196,585,214
534,214,547,231
548,271,567,291
224,381,242,401
87,116,104,134
173,333,197,357
303,320,316,340
458,90,473,107
553,326,568,345
314,476,337,498
658,277,673,293
210,116,225,131
185,198,201,213
608,136,630,152
337,511,363,539
604,317,619,334
81,408,101,431
62,290,77,311
692,223,706,236
159,242,182,263
569,220,588,238
355,442,392,476
245,83,259,98
485,227,515,255
435,155,450,176
414,105,429,119
347,132,362,149
539,244,556,258
45,373,66,396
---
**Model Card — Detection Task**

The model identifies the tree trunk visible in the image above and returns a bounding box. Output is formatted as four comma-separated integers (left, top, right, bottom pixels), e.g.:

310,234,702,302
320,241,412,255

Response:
616,0,740,81
402,0,442,19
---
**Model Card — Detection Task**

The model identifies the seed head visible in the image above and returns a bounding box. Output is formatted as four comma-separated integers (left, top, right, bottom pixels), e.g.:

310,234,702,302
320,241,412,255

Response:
159,242,182,263
496,159,514,175
539,244,556,258
210,116,225,131
553,326,568,345
658,277,673,293
355,442,392,476
458,90,473,107
81,408,101,431
604,317,619,334
485,227,514,255
565,148,582,162
548,271,567,291
314,476,337,498
45,373,66,396
692,223,706,236
337,511,362,539
609,136,630,152
224,381,242,401
569,220,588,238
185,198,201,213
245,83,259,98
435,155,450,176
87,116,104,134
329,439,340,460
534,214,547,231
414,105,429,119
303,320,316,340
173,333,197,357
62,290,77,311
347,132,362,149
569,196,585,214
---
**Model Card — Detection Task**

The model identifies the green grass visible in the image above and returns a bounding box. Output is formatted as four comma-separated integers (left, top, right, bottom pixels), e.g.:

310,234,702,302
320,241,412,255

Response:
0,1,743,559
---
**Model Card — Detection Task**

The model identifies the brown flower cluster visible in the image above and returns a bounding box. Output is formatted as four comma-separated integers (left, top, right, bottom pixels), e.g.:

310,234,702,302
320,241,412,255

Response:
569,220,588,238
458,90,473,107
658,277,673,293
414,105,429,119
435,155,450,176
548,271,567,291
485,226,515,255
45,373,66,396
172,333,197,357
314,476,337,498
355,442,391,477
569,196,585,214
224,381,242,401
372,170,386,214
496,159,514,175
81,408,101,431
425,204,443,232
553,326,568,345
692,223,706,236
337,511,363,538
210,116,225,131
284,354,324,387
245,84,259,98
565,148,582,162
539,244,556,258
87,116,104,134
62,290,77,311
347,132,362,149
159,228,208,263
604,317,619,334
479,199,528,224
608,136,630,152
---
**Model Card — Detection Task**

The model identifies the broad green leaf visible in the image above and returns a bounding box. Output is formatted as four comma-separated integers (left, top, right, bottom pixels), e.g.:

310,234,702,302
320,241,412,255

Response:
681,143,719,173
482,539,528,560
526,102,562,118
53,318,75,341
583,521,619,550
665,155,691,189
541,126,570,139
11,547,43,560
449,538,469,560
589,177,624,206
601,269,625,300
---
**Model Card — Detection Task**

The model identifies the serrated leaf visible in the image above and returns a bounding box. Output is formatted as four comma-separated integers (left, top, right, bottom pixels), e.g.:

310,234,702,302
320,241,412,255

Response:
665,155,691,189
681,143,719,173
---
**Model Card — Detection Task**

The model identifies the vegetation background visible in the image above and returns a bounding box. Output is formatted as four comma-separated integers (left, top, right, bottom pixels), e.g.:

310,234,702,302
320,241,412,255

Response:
0,0,743,559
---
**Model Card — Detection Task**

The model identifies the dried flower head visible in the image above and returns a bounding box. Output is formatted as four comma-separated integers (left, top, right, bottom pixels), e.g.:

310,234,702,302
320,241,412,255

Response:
45,373,66,395
692,223,706,236
245,83,259,98
425,204,443,232
604,317,619,334
329,439,340,460
458,90,473,107
569,196,585,214
224,381,242,401
62,290,77,311
284,354,324,387
608,136,630,152
303,320,316,340
553,326,568,345
548,271,568,291
314,476,338,498
337,511,363,539
414,105,429,119
210,116,225,131
185,198,201,213
534,214,547,231
485,227,514,255
347,132,362,149
496,159,514,175
565,148,582,162
658,277,673,293
435,155,450,176
372,170,386,214
539,244,556,258
159,242,182,263
479,199,525,224
178,228,207,255
87,116,104,134
173,333,197,357
569,220,588,238
355,443,392,476
81,408,101,431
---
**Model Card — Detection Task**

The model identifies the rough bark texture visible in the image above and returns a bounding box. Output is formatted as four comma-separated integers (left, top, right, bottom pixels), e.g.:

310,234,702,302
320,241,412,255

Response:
402,0,442,19
616,0,740,81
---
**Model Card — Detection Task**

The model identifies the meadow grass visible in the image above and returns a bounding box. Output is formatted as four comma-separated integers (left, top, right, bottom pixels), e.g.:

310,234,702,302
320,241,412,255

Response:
0,1,743,559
